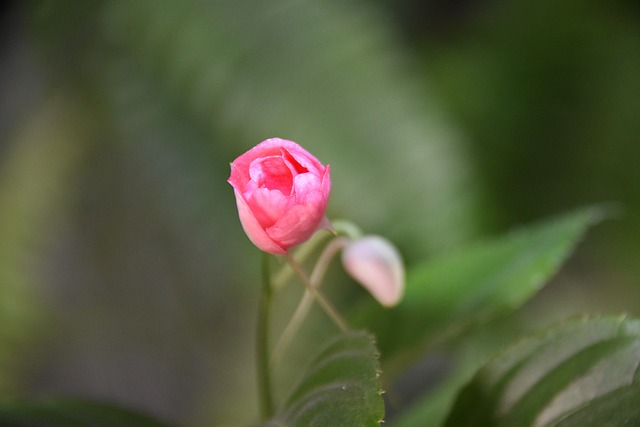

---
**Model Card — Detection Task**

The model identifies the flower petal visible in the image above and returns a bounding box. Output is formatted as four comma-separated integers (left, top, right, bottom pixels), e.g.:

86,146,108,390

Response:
233,189,286,254
249,155,294,194
280,141,325,176
341,236,405,307
292,172,322,202
245,186,293,228
266,193,326,248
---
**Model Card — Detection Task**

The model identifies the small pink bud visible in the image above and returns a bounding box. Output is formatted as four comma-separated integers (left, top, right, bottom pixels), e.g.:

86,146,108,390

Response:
228,138,331,254
341,236,405,307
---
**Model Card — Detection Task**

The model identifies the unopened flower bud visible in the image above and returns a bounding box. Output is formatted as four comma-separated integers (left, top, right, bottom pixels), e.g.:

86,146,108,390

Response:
228,138,331,254
341,236,405,307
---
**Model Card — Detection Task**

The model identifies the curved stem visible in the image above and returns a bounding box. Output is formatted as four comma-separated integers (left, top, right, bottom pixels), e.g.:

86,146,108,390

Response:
271,237,350,366
272,231,331,292
256,252,274,420
331,219,363,240
271,220,361,293
285,252,349,333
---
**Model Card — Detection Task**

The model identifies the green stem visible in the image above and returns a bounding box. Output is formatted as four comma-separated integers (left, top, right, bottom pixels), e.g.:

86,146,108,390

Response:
271,237,350,366
271,220,361,292
285,252,350,333
257,252,274,420
272,231,331,292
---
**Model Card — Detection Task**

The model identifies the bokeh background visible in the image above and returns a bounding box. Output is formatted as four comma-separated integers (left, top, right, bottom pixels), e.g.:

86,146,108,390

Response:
1,0,639,425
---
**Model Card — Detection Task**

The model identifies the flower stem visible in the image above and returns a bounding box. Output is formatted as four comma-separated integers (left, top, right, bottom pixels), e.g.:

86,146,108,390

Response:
271,220,361,292
272,237,350,366
272,231,331,292
285,252,350,333
257,252,274,420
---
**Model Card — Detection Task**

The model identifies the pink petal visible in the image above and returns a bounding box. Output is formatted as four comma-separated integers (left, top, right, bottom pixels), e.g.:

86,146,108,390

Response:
266,194,326,248
245,186,293,228
249,156,294,194
233,189,286,254
321,164,331,202
229,139,290,188
341,236,405,307
292,172,322,202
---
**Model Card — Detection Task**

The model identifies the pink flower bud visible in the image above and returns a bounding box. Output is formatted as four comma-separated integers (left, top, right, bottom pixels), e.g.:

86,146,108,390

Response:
342,236,405,307
228,138,331,254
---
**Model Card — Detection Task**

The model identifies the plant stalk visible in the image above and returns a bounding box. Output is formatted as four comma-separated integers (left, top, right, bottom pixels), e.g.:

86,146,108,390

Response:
285,252,349,333
256,252,274,420
272,237,350,365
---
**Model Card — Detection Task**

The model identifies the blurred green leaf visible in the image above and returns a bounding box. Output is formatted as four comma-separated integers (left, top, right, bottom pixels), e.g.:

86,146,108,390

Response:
390,312,543,427
0,397,174,427
263,331,384,427
353,207,604,366
444,316,640,427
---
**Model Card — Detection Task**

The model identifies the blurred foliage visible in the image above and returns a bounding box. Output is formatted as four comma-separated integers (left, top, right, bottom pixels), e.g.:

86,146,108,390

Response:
355,206,603,366
445,316,640,427
0,97,92,394
408,0,640,265
1,0,640,426
0,396,176,427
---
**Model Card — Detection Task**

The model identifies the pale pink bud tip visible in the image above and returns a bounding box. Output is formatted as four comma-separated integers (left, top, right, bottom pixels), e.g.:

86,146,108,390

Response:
228,138,331,254
341,236,405,307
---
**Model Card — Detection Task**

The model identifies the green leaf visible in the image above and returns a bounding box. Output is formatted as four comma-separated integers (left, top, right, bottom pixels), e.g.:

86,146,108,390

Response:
264,331,384,427
0,397,174,427
444,316,640,427
390,313,531,427
352,207,604,364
